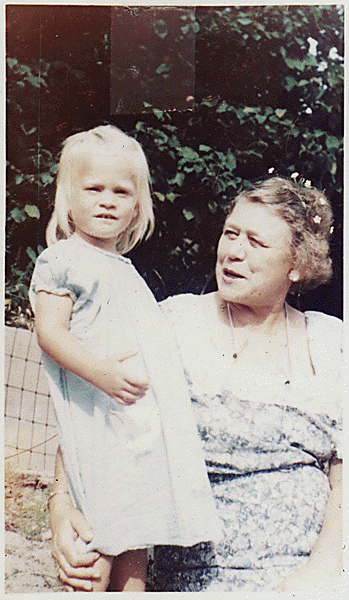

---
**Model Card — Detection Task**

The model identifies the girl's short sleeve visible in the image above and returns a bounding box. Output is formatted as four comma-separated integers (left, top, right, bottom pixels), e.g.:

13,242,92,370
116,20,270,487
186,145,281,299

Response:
29,242,80,312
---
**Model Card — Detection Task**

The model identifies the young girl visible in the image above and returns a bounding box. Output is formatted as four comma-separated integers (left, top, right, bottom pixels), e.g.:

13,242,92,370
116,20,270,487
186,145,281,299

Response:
29,125,220,591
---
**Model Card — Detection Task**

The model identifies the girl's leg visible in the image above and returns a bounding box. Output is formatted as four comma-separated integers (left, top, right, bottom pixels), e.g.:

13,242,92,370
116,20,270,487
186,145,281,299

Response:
109,548,147,591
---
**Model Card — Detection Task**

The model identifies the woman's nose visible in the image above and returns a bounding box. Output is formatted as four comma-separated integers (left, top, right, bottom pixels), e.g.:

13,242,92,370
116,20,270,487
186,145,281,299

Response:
227,236,246,260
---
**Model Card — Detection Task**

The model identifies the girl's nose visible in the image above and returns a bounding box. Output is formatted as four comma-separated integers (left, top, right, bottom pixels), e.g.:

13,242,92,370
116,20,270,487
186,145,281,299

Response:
99,192,117,207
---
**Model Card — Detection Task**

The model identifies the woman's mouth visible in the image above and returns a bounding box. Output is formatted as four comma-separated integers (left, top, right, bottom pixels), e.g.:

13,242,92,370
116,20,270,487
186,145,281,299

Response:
222,268,245,280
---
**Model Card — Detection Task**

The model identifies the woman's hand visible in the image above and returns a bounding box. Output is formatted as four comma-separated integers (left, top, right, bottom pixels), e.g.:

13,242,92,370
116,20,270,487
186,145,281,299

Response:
50,494,101,591
50,447,101,591
275,562,342,592
276,458,343,593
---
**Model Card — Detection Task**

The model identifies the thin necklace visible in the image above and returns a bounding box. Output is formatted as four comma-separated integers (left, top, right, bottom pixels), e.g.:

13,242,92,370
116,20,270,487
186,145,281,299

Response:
227,302,292,385
227,302,245,359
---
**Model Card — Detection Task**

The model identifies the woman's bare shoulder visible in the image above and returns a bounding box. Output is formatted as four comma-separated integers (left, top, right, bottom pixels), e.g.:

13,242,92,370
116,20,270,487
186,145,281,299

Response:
160,291,217,309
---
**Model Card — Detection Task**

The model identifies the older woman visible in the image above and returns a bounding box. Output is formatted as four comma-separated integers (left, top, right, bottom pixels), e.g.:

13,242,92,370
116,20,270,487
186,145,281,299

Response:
48,177,342,592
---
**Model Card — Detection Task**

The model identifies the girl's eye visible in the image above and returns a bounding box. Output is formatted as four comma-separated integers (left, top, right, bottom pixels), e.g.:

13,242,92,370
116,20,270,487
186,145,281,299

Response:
114,188,128,195
86,187,101,192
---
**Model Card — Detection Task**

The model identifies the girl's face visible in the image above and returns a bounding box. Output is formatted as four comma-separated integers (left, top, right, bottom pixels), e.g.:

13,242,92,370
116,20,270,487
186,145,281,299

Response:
216,198,295,309
69,153,138,253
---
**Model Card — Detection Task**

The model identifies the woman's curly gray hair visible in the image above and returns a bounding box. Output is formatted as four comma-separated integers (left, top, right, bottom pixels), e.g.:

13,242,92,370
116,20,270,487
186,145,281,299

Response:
228,176,334,292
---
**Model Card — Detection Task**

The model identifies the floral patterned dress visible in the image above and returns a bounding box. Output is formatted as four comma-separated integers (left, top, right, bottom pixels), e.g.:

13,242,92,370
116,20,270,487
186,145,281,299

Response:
147,294,342,592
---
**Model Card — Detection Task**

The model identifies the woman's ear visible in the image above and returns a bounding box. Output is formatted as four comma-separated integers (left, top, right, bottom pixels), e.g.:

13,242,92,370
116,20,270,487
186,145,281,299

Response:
288,269,300,283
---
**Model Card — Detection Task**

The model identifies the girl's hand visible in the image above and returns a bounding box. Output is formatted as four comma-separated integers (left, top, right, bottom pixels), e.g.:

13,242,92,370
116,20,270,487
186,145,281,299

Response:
97,353,149,405
50,494,101,591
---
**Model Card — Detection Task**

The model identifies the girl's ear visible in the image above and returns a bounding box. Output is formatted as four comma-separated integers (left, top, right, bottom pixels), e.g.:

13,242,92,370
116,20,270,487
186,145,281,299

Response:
132,203,139,220
67,211,75,232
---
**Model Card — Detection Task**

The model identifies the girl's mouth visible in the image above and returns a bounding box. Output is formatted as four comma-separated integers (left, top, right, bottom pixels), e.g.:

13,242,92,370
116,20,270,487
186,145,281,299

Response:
95,214,117,220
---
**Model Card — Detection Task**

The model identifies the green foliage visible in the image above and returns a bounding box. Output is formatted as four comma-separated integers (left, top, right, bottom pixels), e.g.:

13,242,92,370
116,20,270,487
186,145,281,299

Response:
6,4,343,314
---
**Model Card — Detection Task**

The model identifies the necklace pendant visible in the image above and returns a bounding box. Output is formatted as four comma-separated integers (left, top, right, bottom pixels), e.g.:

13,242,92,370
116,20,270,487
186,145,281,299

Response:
233,353,238,359
285,380,290,385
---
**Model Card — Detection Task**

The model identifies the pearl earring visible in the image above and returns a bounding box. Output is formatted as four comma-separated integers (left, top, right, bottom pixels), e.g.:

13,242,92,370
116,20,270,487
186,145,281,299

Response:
289,270,300,282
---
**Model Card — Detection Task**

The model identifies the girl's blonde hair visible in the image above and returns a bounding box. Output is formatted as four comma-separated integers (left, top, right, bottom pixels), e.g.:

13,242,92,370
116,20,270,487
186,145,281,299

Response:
46,124,155,253
227,176,333,292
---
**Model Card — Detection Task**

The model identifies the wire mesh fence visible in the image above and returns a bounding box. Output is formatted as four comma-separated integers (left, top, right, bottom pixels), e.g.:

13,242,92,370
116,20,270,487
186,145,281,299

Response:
4,326,59,473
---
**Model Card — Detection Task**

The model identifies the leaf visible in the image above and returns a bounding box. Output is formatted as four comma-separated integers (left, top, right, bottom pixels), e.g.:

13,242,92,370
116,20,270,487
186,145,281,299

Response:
275,108,287,118
169,172,185,187
21,124,37,136
255,114,267,124
166,193,177,203
10,208,26,223
154,131,168,145
40,172,54,185
284,76,297,92
225,149,236,170
217,101,229,113
183,208,194,220
154,19,168,39
24,204,40,219
15,175,23,185
181,24,190,35
26,74,47,88
179,146,198,161
26,247,37,263
326,136,340,150
201,97,218,108
243,107,257,114
284,56,305,72
156,63,170,75
199,144,212,152
153,108,164,121
7,57,18,68
153,192,165,202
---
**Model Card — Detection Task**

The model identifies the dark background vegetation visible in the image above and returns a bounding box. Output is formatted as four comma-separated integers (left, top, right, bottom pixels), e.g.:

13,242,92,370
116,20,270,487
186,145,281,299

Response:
6,4,343,322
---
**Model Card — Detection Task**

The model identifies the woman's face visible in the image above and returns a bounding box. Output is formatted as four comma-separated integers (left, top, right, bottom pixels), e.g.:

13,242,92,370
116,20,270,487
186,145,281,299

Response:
216,198,295,308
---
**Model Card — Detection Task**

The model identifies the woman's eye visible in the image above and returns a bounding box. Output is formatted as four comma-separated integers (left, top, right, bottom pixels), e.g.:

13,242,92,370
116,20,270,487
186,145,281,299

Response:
86,187,100,192
250,237,265,247
225,229,238,239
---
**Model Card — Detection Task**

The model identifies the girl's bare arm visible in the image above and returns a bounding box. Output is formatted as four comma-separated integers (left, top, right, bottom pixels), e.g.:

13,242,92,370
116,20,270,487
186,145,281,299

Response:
35,291,149,405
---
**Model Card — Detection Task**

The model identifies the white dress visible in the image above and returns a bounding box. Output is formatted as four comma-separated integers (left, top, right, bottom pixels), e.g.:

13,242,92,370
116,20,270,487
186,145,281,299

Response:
29,238,221,557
